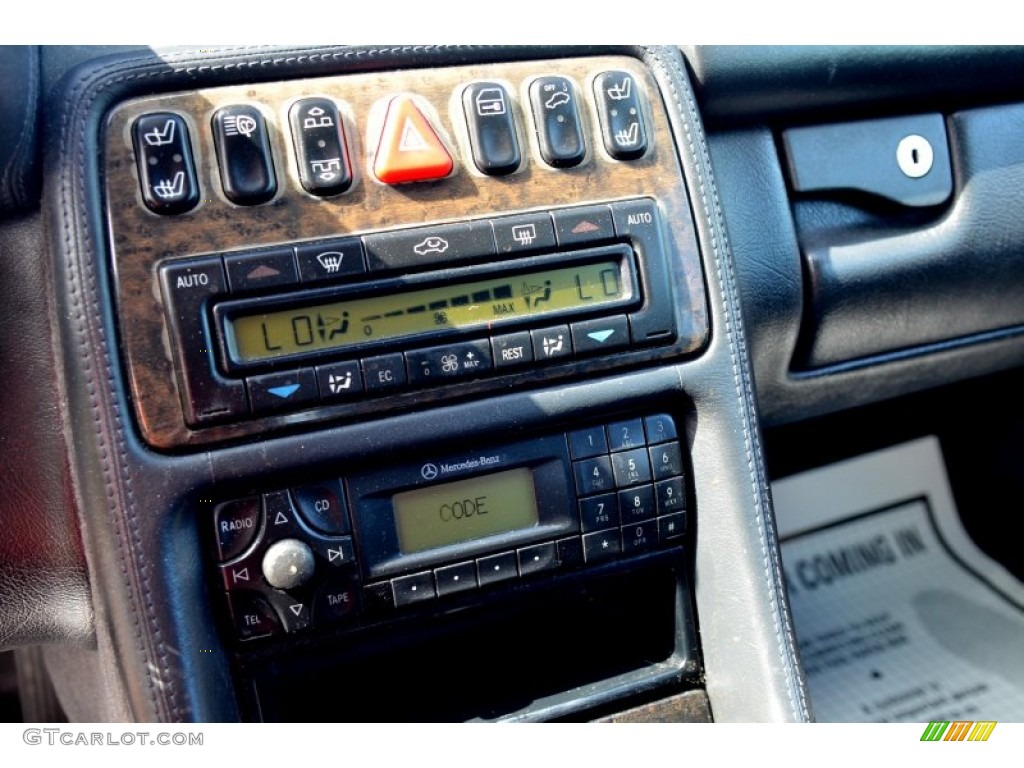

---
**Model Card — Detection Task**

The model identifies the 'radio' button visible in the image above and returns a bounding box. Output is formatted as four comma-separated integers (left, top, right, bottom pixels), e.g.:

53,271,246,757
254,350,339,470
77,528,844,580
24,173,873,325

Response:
214,496,263,561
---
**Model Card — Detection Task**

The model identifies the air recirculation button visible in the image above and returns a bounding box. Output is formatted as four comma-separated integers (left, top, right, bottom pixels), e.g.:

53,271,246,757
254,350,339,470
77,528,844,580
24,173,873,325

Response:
262,538,316,590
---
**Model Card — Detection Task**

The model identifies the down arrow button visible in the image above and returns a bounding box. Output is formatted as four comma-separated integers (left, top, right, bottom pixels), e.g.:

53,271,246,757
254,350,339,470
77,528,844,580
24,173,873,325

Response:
571,315,629,356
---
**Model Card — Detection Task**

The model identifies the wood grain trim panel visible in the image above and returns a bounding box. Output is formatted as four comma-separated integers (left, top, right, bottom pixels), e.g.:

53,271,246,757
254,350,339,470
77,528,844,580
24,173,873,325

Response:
104,55,708,449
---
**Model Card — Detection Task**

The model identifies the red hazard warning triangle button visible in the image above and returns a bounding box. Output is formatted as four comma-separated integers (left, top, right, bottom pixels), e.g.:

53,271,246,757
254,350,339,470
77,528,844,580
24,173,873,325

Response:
373,96,454,184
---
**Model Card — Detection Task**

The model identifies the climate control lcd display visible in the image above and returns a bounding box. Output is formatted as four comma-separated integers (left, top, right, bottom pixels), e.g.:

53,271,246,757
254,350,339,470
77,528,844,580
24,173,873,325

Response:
224,260,629,364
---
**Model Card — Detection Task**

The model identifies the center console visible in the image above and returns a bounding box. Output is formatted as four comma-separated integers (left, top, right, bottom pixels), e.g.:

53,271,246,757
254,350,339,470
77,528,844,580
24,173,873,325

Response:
47,46,807,723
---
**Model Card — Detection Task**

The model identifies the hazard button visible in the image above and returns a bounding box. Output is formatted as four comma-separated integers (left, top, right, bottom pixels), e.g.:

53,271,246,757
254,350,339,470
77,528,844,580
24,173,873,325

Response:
373,96,454,184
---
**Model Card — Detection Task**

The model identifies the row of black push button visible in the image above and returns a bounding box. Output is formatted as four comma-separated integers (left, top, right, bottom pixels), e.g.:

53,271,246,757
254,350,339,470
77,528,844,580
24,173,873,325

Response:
245,315,633,416
132,70,649,215
211,201,625,294
363,414,687,613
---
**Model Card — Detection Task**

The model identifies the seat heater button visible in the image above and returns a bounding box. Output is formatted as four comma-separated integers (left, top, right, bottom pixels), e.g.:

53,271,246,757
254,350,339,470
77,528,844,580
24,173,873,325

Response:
132,112,199,215
593,71,648,161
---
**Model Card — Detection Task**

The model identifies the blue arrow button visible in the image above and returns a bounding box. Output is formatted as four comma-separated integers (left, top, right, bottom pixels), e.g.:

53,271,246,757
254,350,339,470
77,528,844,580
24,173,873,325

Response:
268,383,301,399
587,329,615,343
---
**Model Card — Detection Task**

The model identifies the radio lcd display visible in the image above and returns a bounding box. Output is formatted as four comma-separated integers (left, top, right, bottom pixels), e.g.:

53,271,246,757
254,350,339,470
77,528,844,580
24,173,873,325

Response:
224,260,628,364
392,468,540,555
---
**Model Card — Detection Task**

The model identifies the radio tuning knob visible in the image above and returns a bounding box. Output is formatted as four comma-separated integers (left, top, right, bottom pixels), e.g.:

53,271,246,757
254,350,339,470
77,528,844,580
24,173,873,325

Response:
262,539,316,590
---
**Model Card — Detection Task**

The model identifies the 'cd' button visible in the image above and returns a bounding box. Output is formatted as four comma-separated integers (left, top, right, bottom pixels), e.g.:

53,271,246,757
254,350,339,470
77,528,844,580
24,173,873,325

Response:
291,480,350,535
212,105,277,205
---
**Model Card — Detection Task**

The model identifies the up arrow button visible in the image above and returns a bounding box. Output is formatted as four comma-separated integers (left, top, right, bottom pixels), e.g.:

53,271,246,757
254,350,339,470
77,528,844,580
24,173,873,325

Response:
572,316,629,356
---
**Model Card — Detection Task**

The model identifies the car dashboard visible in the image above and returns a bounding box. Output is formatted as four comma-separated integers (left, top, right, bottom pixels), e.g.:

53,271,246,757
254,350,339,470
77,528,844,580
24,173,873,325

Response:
0,44,1021,724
